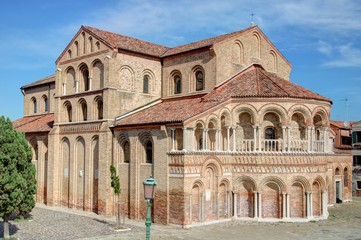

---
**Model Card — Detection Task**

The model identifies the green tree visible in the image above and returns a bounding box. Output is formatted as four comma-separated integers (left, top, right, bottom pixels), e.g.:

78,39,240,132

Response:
0,116,36,239
110,164,121,228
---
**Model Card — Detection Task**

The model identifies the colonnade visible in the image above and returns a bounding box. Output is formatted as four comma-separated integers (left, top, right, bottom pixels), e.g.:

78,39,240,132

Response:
170,126,330,153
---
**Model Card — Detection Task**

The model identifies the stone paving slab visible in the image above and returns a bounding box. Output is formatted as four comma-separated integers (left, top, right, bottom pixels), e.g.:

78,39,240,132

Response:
1,199,361,240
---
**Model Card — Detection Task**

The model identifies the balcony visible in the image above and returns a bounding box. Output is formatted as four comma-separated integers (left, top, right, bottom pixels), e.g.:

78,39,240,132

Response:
169,126,332,155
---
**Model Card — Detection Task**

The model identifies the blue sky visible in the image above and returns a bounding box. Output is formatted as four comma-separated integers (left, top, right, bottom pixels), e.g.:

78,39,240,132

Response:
1,0,360,121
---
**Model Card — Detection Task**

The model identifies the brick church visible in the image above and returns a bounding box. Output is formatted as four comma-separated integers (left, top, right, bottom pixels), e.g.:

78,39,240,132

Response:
14,25,352,226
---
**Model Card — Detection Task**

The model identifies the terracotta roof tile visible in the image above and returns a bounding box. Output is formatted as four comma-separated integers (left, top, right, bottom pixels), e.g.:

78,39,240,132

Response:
13,113,54,133
202,65,331,103
162,26,256,57
21,75,55,89
115,65,331,127
330,120,354,130
114,95,217,126
83,26,169,57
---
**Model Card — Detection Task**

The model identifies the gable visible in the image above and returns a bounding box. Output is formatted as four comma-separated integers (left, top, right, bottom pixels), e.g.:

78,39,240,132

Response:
56,26,113,65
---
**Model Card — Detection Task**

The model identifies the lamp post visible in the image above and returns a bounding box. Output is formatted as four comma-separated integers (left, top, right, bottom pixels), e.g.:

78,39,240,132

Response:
143,176,157,240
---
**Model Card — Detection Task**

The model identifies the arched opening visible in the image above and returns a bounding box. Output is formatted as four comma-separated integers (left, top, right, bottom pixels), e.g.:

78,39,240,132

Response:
195,70,204,91
76,137,86,210
145,140,153,164
123,141,130,163
143,75,149,93
312,181,321,216
31,97,37,114
174,75,181,94
92,137,99,213
262,182,281,218
290,182,305,218
61,138,70,207
43,95,49,112
191,183,202,222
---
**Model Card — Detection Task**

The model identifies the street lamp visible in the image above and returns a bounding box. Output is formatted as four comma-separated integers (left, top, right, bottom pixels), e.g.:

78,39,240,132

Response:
143,176,157,240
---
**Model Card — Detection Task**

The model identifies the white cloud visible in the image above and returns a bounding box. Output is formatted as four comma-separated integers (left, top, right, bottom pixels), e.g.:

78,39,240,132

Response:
317,41,333,56
322,44,361,68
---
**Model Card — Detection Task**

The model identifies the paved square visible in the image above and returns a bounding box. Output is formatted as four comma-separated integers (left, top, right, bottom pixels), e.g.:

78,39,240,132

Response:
2,198,361,240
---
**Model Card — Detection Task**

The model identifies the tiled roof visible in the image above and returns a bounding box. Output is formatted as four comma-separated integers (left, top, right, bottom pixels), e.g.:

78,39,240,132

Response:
161,26,256,57
114,95,216,126
21,75,55,89
330,120,353,130
13,113,54,133
114,65,331,127
202,65,331,103
83,26,169,57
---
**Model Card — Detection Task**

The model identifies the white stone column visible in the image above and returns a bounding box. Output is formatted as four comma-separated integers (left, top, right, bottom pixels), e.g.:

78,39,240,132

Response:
182,127,188,151
322,190,329,218
282,126,286,152
258,192,262,218
171,128,175,151
232,126,237,151
204,128,209,151
200,193,204,222
287,126,291,152
258,126,262,152
202,128,206,150
286,194,290,218
307,126,312,152
282,193,287,219
233,192,237,217
254,192,258,218
306,192,310,218
253,125,257,152
227,127,231,151
323,127,328,152
215,129,221,151
310,127,315,152
216,192,219,219
188,127,195,151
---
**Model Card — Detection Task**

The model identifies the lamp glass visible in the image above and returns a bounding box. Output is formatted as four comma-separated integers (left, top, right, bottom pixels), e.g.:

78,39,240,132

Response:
143,177,157,200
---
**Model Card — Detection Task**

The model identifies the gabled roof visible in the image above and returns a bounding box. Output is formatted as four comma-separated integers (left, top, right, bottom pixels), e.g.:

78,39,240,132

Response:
114,64,331,127
57,25,290,65
202,64,331,103
21,75,55,90
13,113,54,133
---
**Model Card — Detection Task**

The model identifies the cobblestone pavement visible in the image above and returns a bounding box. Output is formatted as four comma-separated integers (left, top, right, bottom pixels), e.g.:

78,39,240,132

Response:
1,198,361,240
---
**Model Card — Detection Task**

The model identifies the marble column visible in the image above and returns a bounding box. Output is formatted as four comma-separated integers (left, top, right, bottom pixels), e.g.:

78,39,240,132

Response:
253,126,257,152
171,128,175,151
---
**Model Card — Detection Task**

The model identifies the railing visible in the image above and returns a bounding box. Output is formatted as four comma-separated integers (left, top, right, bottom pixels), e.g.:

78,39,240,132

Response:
289,140,308,153
236,139,254,152
170,139,330,154
313,140,324,152
261,139,283,152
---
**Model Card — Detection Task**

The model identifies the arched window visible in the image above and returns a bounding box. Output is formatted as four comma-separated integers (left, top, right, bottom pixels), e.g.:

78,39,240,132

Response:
68,49,72,59
83,69,90,91
145,140,153,164
81,102,87,121
66,103,72,122
89,37,93,52
174,75,181,94
123,141,130,163
96,41,100,50
82,32,86,54
97,100,103,120
43,95,48,112
143,75,149,93
31,97,37,114
335,167,340,175
195,70,204,91
265,127,276,139
75,41,79,56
